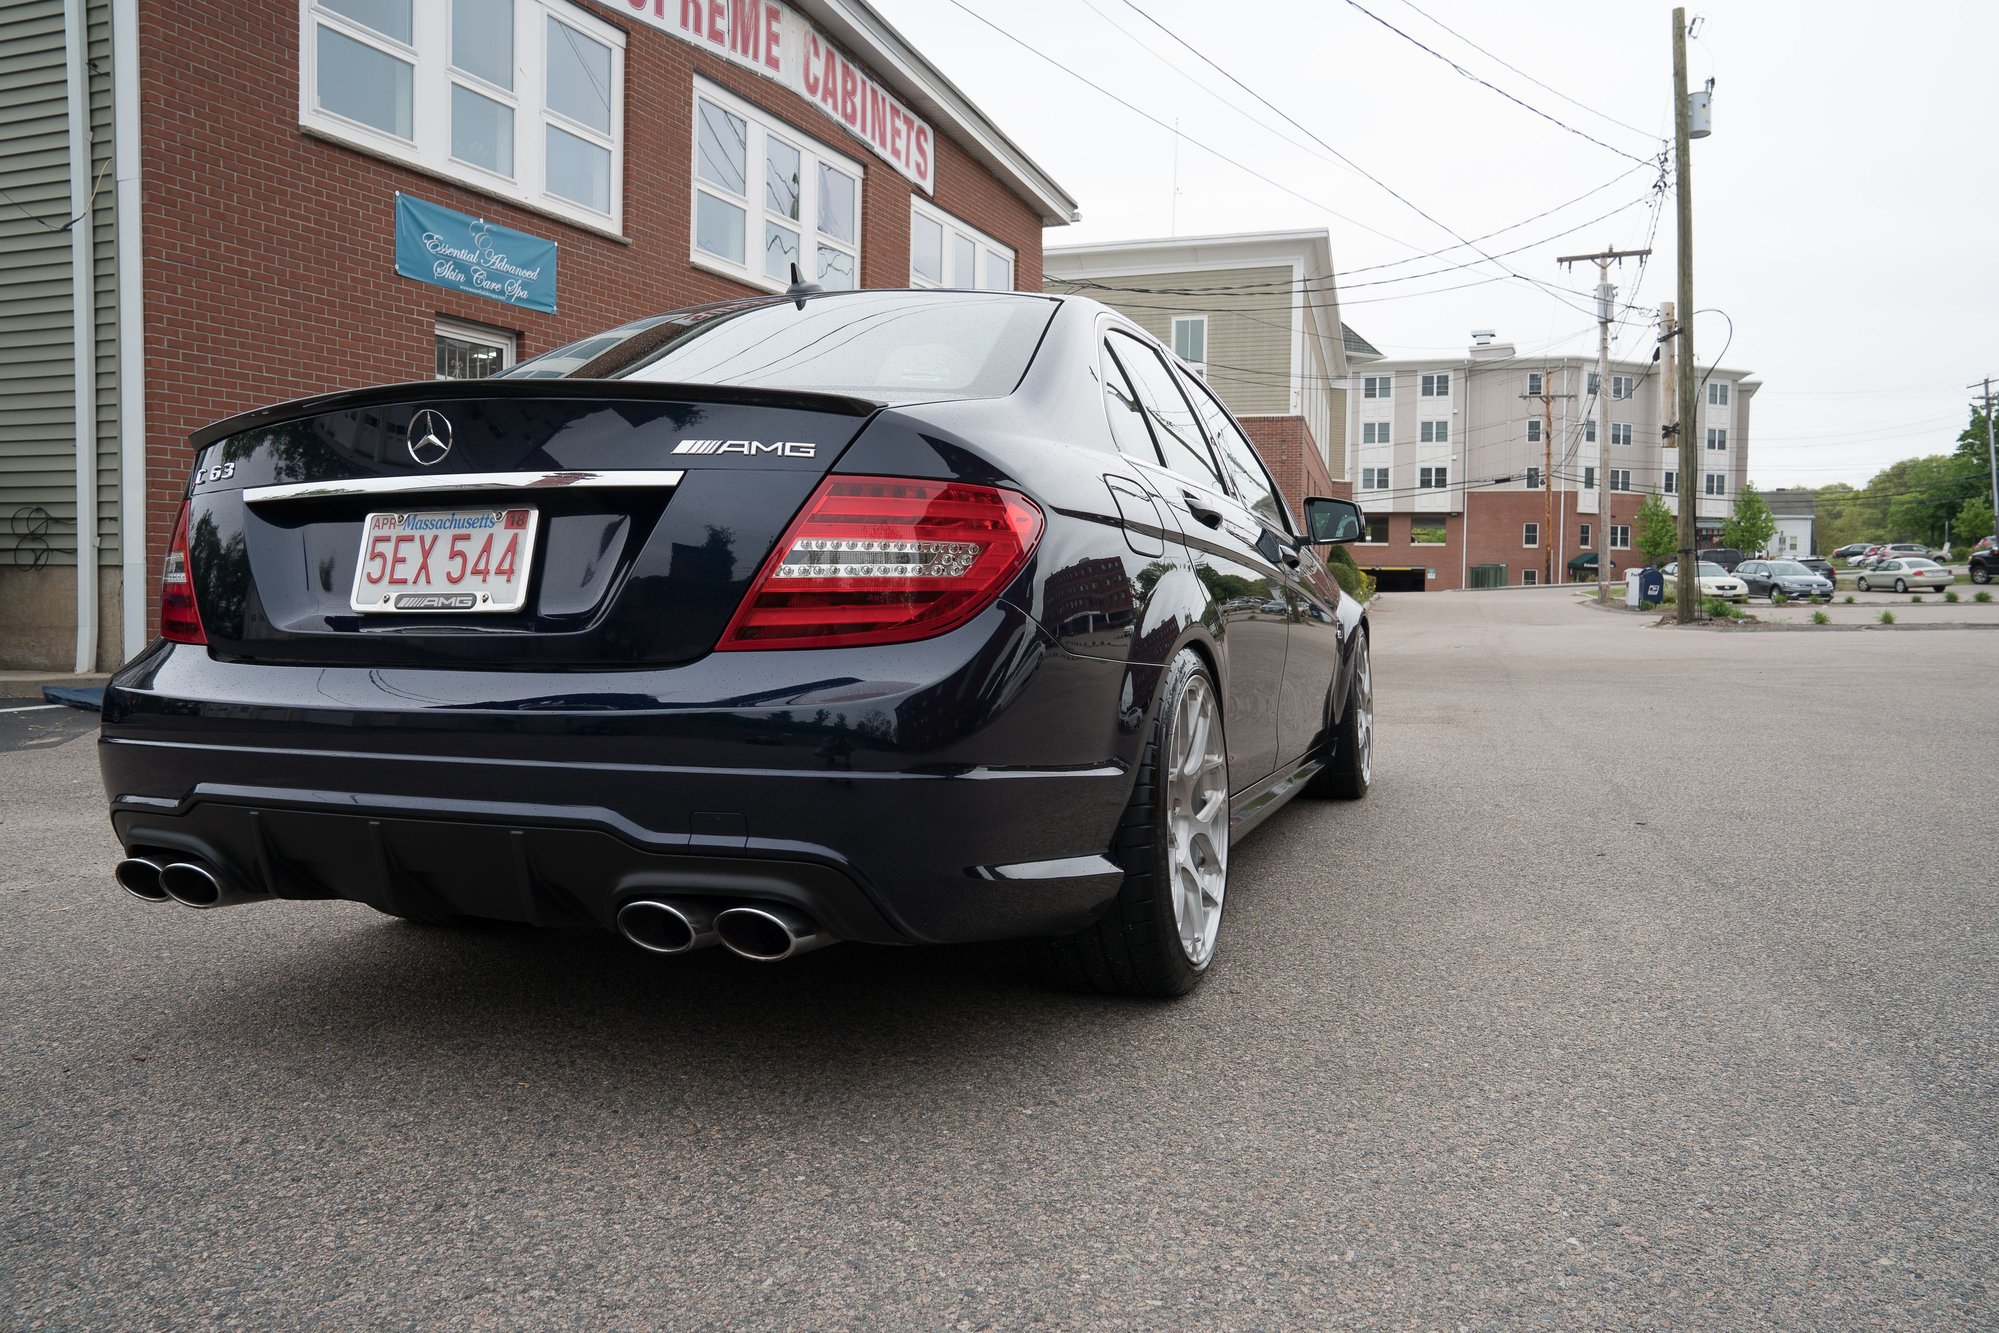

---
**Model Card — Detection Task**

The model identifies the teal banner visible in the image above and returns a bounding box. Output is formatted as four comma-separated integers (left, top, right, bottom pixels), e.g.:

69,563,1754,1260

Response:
394,193,557,313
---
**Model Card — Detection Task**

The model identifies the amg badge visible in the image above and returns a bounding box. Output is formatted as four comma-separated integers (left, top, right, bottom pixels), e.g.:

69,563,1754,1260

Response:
674,439,818,458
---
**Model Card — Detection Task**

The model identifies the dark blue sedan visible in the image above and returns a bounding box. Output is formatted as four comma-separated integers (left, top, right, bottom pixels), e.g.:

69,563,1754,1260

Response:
100,290,1373,996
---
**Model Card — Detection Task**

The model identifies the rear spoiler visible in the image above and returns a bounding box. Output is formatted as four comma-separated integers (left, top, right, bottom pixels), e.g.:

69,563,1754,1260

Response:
189,379,884,450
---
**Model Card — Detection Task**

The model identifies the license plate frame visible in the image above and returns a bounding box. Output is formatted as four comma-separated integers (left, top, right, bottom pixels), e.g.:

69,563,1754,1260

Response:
350,507,539,614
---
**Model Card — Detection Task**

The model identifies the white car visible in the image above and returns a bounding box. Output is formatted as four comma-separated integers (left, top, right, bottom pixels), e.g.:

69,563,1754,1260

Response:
1662,560,1748,602
1855,557,1954,593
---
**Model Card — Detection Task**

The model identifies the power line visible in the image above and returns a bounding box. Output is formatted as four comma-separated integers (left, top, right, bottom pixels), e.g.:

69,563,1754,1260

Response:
1387,0,1658,140
1338,0,1661,167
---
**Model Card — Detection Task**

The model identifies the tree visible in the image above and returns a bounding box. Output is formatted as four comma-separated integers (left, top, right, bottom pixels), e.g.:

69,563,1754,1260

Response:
1723,485,1777,555
1633,492,1677,567
1957,495,1996,545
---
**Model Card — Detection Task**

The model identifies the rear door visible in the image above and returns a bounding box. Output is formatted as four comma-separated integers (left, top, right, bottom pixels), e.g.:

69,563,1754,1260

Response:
1104,330,1288,786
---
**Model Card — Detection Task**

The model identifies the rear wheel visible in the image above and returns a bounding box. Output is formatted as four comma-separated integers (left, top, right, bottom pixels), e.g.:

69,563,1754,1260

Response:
1974,565,1991,585
1047,649,1228,998
1894,579,1908,593
1858,577,1871,592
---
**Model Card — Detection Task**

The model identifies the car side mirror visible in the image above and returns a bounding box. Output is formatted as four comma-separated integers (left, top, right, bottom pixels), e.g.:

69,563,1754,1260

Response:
1303,496,1365,544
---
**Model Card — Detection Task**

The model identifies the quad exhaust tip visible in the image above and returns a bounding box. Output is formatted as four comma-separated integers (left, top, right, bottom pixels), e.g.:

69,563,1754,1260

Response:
713,903,831,962
115,857,170,904
615,898,717,955
156,860,264,910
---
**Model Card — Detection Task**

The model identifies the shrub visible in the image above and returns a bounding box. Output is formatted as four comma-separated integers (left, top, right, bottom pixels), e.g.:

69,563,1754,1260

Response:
1844,595,1856,604
1639,600,1659,611
1911,595,1923,603
1702,596,1741,621
1772,591,1787,605
1977,591,1994,603
1879,610,1896,625
1945,591,1960,603
1811,610,1831,625
1321,542,1378,602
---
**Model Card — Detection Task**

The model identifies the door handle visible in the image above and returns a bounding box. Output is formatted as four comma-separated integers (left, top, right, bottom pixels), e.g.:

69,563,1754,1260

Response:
1181,492,1225,529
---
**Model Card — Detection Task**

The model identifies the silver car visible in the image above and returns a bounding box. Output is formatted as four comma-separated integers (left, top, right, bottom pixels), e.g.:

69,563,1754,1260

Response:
1736,559,1835,601
1855,557,1954,593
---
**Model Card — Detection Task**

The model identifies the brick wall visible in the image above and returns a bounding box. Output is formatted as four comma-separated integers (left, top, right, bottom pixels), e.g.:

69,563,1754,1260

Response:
1355,491,1659,591
1241,415,1347,529
135,0,1045,627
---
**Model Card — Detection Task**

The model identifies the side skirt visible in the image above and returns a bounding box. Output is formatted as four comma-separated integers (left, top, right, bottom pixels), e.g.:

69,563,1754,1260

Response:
1227,751,1327,843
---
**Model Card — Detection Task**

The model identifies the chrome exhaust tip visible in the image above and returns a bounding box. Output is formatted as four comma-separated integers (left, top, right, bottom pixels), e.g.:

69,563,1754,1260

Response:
615,898,718,955
713,904,832,962
158,861,261,910
115,857,170,904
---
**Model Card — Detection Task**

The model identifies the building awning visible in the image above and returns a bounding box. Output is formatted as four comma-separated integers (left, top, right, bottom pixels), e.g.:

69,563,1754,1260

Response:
1568,551,1611,572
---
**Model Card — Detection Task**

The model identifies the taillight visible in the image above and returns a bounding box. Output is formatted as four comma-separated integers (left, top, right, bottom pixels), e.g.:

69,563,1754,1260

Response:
719,475,1043,650
160,500,206,645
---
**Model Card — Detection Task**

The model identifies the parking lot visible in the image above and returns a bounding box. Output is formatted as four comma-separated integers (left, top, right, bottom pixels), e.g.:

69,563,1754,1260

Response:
3,589,1995,1329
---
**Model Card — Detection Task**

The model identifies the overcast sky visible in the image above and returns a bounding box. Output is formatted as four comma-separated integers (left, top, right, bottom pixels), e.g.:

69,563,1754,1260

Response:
871,0,1999,489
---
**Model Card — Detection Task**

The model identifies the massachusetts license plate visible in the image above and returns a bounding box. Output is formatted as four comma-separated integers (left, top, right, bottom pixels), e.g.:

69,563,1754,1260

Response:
350,508,539,613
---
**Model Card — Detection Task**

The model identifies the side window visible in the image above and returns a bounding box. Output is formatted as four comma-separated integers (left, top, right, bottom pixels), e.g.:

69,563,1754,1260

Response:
1107,332,1223,489
1185,374,1289,533
1098,342,1159,464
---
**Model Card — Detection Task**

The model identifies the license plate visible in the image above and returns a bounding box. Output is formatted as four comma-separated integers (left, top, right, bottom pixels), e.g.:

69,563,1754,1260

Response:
350,508,539,614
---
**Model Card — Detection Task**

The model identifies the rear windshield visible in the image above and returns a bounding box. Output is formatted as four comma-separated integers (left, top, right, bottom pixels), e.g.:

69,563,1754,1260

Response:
513,291,1056,403
1767,561,1810,576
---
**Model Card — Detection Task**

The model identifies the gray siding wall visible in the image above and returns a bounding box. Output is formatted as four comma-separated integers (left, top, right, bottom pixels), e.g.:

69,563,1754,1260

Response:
1055,266,1295,417
0,0,119,572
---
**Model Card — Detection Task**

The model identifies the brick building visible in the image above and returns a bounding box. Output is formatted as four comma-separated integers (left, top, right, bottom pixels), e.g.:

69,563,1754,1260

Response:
1043,230,1352,528
1345,329,1758,590
0,0,1076,670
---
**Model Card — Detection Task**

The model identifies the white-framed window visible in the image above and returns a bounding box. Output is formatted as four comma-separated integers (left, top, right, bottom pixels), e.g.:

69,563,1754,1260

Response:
1583,466,1597,490
1526,418,1542,444
1663,470,1677,494
1523,522,1540,548
1362,374,1392,399
1611,423,1632,447
1360,515,1389,544
1526,372,1543,397
1609,469,1630,491
1522,568,1538,586
1169,315,1208,378
1579,522,1592,547
1361,421,1388,445
434,317,516,378
300,0,627,233
1583,418,1597,443
1705,473,1726,496
1411,519,1447,544
1419,465,1448,489
1360,466,1389,490
1610,524,1631,549
1707,427,1727,450
910,198,1015,293
1420,371,1450,398
692,79,862,293
1419,419,1448,444
1526,465,1541,489
1612,374,1635,400
1709,381,1729,406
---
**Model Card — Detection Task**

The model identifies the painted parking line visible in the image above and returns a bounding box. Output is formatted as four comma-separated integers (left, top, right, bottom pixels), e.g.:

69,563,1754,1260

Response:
0,704,64,714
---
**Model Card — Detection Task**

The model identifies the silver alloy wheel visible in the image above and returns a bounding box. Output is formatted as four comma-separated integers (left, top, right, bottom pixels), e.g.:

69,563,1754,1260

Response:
1353,637,1374,786
1167,673,1229,968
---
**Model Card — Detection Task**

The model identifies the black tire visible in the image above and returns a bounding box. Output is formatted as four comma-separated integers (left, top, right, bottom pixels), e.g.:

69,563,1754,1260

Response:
1307,628,1372,800
1894,579,1908,593
1046,648,1224,998
1857,578,1870,592
1974,565,1991,585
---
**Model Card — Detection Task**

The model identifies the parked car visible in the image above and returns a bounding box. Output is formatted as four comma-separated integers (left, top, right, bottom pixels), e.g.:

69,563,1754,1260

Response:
1829,543,1873,561
1971,535,1998,556
1795,557,1838,586
98,289,1377,998
1736,559,1834,601
1698,547,1747,572
1973,547,1999,584
1662,560,1749,601
1855,558,1954,593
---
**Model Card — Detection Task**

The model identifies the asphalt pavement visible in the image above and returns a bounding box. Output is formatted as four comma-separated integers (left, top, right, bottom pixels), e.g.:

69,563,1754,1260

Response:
3,590,1995,1329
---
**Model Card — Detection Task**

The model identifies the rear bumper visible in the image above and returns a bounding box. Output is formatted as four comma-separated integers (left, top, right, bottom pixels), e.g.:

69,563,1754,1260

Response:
100,602,1148,945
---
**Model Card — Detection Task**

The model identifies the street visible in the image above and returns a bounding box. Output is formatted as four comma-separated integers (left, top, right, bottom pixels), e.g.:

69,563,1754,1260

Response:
3,590,1995,1329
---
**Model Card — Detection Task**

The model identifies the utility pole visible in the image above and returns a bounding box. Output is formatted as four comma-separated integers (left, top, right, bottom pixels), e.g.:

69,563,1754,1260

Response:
1521,369,1574,585
1659,302,1678,530
1973,377,1998,543
1672,7,1700,622
1559,246,1650,603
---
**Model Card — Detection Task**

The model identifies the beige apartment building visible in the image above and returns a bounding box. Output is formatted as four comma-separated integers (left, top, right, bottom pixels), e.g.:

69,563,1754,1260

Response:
1344,329,1757,589
1044,230,1351,521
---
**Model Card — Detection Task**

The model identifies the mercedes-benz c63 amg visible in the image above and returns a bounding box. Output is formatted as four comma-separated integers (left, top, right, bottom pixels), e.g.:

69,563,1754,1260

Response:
101,289,1373,996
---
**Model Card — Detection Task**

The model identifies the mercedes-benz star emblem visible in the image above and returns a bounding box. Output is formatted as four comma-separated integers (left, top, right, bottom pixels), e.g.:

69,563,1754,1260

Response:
407,409,453,467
